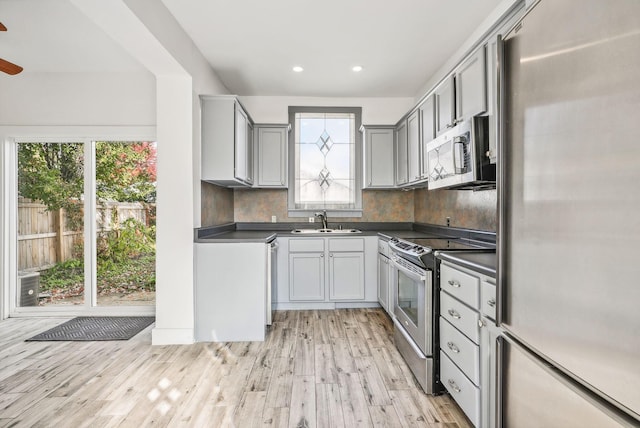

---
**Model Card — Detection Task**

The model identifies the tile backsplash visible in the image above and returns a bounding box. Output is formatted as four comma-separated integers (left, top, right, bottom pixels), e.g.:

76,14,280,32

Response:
201,181,234,226
233,189,415,223
414,187,497,231
201,183,496,232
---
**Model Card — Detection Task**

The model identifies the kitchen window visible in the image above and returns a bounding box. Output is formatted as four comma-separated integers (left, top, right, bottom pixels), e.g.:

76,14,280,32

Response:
288,106,362,216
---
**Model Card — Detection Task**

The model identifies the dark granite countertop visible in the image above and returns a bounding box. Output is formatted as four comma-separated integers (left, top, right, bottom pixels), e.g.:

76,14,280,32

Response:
435,251,497,278
195,222,496,246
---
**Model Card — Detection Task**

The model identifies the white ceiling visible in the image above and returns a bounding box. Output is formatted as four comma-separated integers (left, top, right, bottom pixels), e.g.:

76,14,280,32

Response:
0,0,145,73
1,0,506,97
161,0,505,97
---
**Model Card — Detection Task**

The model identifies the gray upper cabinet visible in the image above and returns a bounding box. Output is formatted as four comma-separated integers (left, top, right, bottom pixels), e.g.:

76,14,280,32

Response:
455,44,487,123
419,95,435,180
395,120,408,186
435,75,456,136
254,124,288,188
406,110,421,184
201,95,254,187
361,125,395,189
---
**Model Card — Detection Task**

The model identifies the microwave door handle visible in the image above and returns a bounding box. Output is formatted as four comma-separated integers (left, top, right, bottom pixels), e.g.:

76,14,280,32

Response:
453,138,465,173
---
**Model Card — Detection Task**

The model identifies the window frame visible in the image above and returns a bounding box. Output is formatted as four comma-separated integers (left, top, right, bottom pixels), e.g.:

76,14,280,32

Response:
287,106,363,218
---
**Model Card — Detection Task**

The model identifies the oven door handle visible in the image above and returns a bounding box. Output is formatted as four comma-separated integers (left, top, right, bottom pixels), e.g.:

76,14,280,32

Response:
391,256,427,281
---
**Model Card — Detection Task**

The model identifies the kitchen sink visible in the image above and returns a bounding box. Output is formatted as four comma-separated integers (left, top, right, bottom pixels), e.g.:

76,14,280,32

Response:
291,228,362,234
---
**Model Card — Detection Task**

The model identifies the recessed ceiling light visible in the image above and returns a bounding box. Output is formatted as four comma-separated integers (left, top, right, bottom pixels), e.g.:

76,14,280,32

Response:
352,65,363,72
292,66,304,73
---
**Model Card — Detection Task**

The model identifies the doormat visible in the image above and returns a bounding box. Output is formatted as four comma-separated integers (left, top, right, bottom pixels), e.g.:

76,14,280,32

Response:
26,316,155,341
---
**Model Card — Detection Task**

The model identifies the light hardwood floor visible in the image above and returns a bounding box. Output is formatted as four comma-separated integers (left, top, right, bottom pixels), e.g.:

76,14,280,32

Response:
0,309,472,427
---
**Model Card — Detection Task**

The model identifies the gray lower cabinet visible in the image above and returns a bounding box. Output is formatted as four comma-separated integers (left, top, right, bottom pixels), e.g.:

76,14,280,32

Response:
289,252,325,301
440,261,496,427
254,124,288,188
329,252,365,300
377,252,390,312
361,125,395,189
276,236,377,308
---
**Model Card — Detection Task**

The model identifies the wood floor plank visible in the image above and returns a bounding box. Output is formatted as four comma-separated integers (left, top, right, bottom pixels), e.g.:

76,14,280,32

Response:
235,391,268,427
289,375,316,428
338,372,372,427
265,357,294,409
315,383,345,428
263,406,290,427
0,310,472,428
355,356,392,406
368,404,403,427
331,337,358,374
314,344,338,384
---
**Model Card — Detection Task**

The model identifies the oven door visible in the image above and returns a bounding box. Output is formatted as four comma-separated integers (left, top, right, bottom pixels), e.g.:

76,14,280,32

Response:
392,255,433,356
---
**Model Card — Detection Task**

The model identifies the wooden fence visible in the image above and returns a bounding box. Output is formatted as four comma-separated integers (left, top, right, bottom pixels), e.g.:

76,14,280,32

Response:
17,199,153,271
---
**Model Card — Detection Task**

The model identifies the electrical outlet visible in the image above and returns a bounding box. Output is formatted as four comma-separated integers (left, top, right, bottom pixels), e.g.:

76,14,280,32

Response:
308,217,315,223
446,217,451,227
271,215,277,223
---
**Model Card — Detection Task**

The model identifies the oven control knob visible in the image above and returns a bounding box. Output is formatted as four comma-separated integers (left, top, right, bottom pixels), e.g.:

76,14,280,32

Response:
414,246,424,254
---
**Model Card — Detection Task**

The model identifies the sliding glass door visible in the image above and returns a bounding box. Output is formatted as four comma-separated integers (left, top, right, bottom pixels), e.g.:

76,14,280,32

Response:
15,140,156,310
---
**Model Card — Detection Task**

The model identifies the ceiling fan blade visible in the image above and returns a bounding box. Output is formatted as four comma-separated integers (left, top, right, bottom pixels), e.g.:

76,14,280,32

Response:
0,22,6,31
0,58,23,75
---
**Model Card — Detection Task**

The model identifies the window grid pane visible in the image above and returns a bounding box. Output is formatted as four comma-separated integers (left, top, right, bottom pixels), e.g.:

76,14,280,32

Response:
293,112,356,210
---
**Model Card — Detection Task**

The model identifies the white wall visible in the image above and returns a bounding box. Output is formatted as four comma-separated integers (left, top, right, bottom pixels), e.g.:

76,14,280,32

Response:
0,72,155,126
239,96,414,125
413,0,523,103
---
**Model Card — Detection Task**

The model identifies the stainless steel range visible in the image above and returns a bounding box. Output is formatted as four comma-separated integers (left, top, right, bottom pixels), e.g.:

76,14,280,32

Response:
389,236,489,394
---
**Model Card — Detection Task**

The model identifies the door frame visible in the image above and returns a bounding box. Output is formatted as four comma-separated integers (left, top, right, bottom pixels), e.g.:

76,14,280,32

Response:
1,125,156,318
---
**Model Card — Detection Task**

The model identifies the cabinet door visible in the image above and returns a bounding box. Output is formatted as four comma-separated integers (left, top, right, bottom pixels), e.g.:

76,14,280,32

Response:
419,95,435,179
329,252,365,300
395,121,408,185
435,75,455,136
289,252,325,301
377,254,390,312
257,126,287,187
234,103,248,182
406,110,421,183
455,45,487,122
246,121,254,185
364,127,395,188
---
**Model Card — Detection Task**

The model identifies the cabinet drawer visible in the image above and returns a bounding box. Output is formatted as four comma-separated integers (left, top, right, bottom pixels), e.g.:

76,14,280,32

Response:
440,351,480,427
481,280,497,320
440,263,480,309
329,238,364,252
440,318,480,385
289,239,325,252
440,291,479,344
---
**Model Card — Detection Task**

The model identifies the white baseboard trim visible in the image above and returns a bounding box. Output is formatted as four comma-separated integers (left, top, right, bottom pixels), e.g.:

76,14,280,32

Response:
151,327,194,345
273,301,381,311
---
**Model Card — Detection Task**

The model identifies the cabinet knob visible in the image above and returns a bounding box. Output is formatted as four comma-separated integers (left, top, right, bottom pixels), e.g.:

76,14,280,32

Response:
320,254,324,258
447,280,461,288
330,253,333,258
446,341,460,353
478,319,486,328
447,379,461,393
447,309,461,319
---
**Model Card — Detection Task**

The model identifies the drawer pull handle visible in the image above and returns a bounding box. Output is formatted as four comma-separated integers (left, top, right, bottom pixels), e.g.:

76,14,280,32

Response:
446,342,460,353
447,280,461,288
487,299,496,307
448,379,461,393
447,309,461,319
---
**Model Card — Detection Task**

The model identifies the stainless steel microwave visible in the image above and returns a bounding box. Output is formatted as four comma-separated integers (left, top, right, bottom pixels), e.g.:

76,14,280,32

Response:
425,116,495,190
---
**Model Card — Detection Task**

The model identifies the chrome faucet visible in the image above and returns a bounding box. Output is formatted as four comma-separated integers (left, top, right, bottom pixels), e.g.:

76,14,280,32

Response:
315,210,328,229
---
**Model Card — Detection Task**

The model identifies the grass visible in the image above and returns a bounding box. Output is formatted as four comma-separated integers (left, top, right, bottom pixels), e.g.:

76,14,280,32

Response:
39,253,155,299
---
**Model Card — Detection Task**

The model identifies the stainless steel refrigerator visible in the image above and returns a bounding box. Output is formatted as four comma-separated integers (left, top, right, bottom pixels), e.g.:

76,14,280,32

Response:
498,0,640,426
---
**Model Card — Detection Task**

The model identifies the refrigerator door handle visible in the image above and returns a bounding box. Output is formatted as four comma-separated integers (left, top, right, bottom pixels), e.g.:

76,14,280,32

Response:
496,32,506,329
